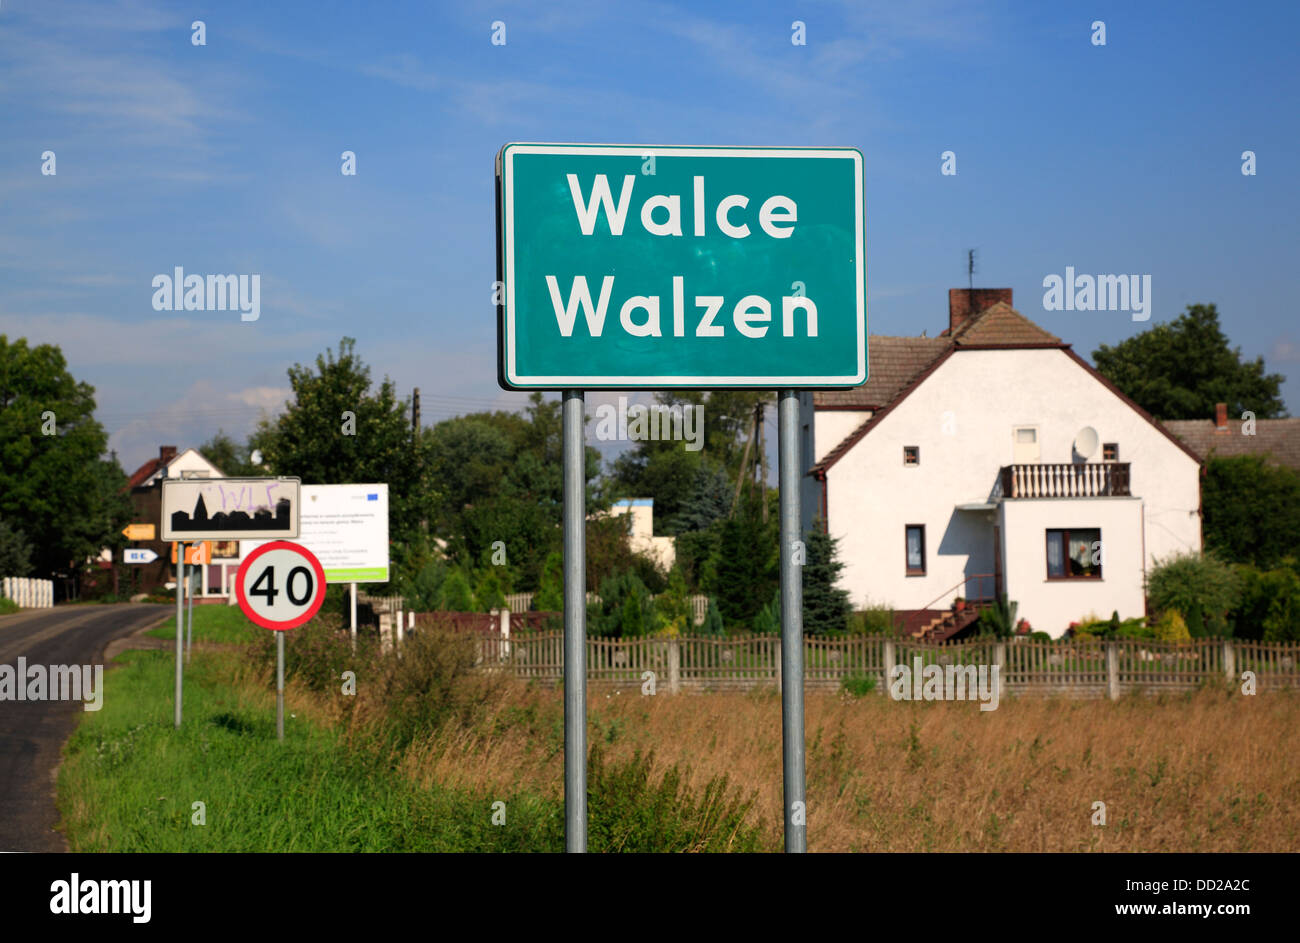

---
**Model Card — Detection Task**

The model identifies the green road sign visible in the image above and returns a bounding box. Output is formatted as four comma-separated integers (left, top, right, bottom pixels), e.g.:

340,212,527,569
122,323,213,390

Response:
496,144,866,389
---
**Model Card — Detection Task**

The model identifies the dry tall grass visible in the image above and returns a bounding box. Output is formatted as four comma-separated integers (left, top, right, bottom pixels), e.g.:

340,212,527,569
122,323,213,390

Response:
230,633,1300,852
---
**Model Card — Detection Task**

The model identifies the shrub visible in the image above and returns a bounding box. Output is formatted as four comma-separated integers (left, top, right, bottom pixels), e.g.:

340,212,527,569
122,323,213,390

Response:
1231,561,1300,642
1029,631,1051,642
841,675,876,697
976,596,1018,639
700,597,725,636
850,601,895,636
752,593,780,635
1153,609,1191,642
1147,552,1239,637
0,596,19,615
585,744,765,852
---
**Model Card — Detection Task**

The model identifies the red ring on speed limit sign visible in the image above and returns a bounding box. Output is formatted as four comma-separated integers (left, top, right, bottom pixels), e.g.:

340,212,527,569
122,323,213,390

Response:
235,540,327,631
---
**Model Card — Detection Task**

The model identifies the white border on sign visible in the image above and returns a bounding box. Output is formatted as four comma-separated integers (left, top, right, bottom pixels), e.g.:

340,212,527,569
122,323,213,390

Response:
499,143,867,389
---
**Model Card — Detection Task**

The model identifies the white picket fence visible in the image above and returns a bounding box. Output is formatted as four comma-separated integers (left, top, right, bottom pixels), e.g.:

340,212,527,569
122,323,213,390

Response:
1,576,54,608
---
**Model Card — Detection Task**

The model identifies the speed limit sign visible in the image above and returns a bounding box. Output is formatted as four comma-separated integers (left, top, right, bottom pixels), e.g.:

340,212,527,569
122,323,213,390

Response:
235,540,326,630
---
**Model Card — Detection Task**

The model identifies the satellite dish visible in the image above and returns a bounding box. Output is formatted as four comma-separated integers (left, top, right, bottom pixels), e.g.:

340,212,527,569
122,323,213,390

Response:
1074,426,1099,459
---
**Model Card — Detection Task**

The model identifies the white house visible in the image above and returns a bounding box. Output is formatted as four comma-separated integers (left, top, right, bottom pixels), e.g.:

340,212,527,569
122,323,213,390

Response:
809,289,1203,639
592,498,676,571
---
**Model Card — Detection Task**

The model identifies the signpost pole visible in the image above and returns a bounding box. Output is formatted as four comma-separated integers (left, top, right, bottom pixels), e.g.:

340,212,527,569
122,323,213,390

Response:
174,543,185,729
186,566,195,663
276,631,285,742
350,582,358,651
778,390,807,853
562,389,587,853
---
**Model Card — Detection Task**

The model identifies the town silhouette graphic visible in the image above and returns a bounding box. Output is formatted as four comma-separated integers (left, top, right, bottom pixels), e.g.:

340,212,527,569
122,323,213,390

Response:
170,492,293,534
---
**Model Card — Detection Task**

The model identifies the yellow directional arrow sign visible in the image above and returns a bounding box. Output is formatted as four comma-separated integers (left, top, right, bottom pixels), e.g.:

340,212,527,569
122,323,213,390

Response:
122,523,156,541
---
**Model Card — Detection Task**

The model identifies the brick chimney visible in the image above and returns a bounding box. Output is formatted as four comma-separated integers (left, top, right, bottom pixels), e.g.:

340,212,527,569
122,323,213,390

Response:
159,445,178,465
948,288,1013,335
1214,403,1228,433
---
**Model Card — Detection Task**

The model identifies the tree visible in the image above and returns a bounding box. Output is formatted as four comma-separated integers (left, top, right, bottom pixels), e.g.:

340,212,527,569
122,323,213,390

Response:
0,516,32,576
253,337,438,585
198,429,259,477
0,336,133,582
1203,455,1300,569
1091,304,1286,420
705,491,778,631
426,393,604,592
801,522,851,636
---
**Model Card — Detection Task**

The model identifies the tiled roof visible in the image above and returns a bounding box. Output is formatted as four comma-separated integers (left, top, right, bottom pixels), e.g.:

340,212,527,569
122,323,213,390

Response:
814,336,952,409
1162,418,1300,472
951,302,1062,346
815,304,1062,411
125,458,163,490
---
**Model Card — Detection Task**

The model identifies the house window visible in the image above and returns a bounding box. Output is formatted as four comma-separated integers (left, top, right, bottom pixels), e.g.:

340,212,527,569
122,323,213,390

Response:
1013,426,1040,463
1046,528,1102,579
905,525,926,575
1103,442,1119,462
903,446,919,466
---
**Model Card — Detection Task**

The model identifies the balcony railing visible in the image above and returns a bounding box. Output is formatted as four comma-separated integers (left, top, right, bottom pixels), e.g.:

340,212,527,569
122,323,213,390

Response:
998,463,1131,499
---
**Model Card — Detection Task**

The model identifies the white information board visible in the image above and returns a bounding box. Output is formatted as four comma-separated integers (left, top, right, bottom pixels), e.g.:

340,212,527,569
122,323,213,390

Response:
241,484,389,583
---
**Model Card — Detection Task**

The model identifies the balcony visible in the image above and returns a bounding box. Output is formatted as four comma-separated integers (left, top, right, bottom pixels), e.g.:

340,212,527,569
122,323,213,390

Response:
998,463,1131,499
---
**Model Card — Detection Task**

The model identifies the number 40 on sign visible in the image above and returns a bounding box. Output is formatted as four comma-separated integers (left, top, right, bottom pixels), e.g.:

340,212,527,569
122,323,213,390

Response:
235,541,326,631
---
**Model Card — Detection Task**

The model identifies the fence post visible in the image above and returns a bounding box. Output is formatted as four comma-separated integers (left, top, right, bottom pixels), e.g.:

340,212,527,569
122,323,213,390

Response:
1222,638,1235,684
668,638,680,694
773,638,782,692
883,638,896,692
1106,641,1120,701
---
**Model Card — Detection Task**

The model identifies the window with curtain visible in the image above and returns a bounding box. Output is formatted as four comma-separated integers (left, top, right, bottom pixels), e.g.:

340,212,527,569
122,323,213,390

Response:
1045,528,1102,579
906,524,925,575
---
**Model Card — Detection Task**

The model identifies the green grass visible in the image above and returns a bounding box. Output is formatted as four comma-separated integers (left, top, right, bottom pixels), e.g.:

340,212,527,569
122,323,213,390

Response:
146,604,262,644
0,597,20,615
58,647,563,852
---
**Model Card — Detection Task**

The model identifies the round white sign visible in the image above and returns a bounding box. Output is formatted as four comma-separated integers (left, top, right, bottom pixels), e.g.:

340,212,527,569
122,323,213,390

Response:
235,540,326,631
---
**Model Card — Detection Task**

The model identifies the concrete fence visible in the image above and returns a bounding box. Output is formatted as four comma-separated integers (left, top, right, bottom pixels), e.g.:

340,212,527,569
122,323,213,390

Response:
457,633,1300,698
1,577,54,609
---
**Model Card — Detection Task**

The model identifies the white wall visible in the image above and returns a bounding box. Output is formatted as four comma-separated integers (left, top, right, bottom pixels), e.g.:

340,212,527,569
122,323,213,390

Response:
823,347,1201,626
999,497,1146,636
814,410,871,464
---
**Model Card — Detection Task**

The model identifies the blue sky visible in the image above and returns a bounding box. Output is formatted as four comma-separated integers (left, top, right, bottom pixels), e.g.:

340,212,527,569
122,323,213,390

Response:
2,0,1296,475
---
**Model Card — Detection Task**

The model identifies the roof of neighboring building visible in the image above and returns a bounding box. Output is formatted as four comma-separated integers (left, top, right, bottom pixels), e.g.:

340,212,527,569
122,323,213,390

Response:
949,301,1062,346
814,303,1062,412
1162,418,1300,471
814,336,953,410
809,304,1201,477
126,457,165,490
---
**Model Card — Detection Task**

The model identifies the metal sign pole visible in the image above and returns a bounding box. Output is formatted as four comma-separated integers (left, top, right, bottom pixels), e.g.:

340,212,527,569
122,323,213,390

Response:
186,566,195,663
276,631,285,742
778,390,807,852
350,581,358,651
562,390,587,852
174,543,185,729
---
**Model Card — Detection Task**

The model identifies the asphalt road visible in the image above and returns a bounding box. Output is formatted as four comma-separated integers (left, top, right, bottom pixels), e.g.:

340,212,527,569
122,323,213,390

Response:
0,604,169,852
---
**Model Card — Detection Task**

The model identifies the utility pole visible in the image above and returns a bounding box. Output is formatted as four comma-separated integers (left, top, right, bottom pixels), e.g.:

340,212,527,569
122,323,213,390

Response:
757,399,768,521
412,387,421,441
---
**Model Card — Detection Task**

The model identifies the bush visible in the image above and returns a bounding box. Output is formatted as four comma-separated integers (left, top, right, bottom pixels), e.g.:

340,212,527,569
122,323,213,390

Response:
700,597,724,636
1029,631,1051,642
1230,561,1300,642
0,596,19,615
585,743,764,852
1147,552,1239,637
849,602,895,636
976,596,1018,639
841,675,876,697
752,593,780,635
1152,609,1191,642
